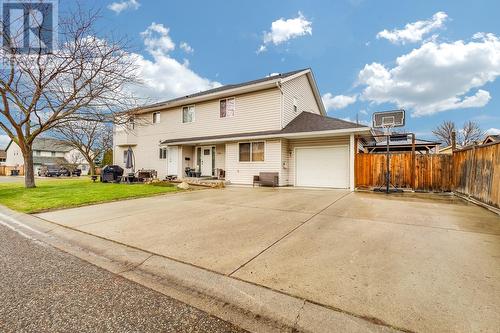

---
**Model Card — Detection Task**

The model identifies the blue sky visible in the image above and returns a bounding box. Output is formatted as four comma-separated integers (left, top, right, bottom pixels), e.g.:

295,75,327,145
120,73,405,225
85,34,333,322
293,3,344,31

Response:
1,0,499,147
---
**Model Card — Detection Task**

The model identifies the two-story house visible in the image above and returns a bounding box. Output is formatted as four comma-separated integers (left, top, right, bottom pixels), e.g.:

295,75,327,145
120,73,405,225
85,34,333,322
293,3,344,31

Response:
5,138,90,175
113,68,370,189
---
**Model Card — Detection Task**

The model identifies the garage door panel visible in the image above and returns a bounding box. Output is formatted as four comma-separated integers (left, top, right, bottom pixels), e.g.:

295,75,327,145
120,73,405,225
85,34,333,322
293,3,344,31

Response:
295,146,349,188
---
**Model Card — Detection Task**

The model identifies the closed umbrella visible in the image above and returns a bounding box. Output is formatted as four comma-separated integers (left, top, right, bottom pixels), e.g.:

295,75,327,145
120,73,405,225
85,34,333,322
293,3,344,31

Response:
125,146,134,171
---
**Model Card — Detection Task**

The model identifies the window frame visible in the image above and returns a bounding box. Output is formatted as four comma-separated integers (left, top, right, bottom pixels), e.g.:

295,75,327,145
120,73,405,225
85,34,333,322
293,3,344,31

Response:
159,147,167,160
238,141,265,163
152,112,161,124
182,105,196,124
293,97,298,113
219,97,236,118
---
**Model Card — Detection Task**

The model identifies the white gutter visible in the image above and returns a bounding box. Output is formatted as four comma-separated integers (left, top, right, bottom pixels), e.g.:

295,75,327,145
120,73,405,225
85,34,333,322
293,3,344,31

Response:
160,127,371,146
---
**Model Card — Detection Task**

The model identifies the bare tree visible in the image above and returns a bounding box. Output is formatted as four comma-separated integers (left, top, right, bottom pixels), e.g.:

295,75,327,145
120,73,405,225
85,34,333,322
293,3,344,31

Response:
52,120,113,176
432,120,484,147
461,120,484,146
0,5,139,188
432,121,456,146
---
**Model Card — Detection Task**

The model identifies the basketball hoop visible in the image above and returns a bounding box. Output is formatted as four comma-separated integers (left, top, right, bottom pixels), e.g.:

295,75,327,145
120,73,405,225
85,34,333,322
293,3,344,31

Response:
371,109,406,194
372,110,405,135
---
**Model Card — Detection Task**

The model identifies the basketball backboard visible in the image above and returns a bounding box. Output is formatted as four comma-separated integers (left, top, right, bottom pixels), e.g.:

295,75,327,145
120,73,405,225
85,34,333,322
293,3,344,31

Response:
372,110,405,129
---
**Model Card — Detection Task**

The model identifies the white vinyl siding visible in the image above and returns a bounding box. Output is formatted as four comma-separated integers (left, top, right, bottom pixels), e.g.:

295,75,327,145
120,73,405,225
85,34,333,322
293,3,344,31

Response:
132,88,281,141
225,139,283,185
215,144,225,170
281,74,322,127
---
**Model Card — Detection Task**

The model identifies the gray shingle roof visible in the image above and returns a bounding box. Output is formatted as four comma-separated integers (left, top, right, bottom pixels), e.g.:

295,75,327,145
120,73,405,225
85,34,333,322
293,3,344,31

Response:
161,112,368,144
33,156,68,165
32,138,73,152
140,69,308,111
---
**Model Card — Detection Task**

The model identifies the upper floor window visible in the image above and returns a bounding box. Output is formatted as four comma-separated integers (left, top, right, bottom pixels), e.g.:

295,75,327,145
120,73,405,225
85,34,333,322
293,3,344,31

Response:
220,97,235,118
159,147,167,159
51,151,56,157
35,150,41,156
153,112,161,124
128,117,135,130
182,105,195,123
293,97,298,113
239,142,264,162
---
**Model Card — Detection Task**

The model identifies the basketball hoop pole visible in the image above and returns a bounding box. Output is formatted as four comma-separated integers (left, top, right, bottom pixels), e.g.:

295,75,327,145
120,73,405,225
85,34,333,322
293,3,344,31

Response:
372,109,406,194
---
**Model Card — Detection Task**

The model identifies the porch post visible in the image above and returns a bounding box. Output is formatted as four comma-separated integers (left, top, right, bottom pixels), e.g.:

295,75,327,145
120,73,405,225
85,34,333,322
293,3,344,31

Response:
349,133,355,191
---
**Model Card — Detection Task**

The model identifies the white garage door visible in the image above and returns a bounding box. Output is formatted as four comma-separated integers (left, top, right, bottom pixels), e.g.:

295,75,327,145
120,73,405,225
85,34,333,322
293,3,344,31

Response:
295,146,349,188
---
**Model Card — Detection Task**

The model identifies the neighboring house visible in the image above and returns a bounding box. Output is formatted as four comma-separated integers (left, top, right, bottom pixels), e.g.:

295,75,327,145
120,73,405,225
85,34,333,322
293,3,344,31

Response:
439,145,455,154
483,135,500,145
0,149,6,165
113,68,371,189
363,136,441,154
4,138,90,175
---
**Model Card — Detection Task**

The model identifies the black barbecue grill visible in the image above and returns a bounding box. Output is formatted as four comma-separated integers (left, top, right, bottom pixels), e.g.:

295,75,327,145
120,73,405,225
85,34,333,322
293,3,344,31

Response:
100,165,124,183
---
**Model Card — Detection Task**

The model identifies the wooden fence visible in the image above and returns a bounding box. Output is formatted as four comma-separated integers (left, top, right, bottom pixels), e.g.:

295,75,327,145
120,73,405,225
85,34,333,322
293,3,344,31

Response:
355,142,500,208
0,165,24,176
355,153,453,192
453,142,500,209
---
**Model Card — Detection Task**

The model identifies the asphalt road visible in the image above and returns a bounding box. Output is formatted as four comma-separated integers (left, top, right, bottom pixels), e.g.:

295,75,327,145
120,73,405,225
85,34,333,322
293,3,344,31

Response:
0,225,246,333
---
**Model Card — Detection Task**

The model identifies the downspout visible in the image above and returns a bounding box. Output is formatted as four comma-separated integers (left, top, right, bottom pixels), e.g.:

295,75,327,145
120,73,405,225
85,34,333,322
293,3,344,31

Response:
276,81,285,186
276,81,284,129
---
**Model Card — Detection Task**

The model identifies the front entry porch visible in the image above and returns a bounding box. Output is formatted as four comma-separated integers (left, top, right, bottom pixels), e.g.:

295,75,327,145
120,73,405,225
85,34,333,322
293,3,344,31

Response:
176,144,226,180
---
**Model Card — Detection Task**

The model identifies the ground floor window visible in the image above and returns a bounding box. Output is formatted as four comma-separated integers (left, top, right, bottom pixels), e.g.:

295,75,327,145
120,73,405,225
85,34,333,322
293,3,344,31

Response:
239,142,264,162
159,147,167,159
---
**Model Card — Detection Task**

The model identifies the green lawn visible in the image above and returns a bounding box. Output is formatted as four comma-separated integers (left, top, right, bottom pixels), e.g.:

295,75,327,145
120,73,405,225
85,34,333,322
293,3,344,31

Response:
0,178,179,213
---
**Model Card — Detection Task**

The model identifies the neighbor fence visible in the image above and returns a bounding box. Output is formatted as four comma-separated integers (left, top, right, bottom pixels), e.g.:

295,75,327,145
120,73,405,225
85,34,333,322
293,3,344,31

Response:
0,165,24,176
355,141,500,209
452,142,500,209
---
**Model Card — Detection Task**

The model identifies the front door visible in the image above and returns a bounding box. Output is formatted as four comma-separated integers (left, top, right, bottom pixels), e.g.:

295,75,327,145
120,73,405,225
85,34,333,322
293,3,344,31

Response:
200,146,213,176
167,146,178,176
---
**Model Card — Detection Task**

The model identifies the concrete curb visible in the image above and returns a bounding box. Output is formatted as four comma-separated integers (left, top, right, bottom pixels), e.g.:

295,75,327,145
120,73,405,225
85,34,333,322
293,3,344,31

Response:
0,206,404,333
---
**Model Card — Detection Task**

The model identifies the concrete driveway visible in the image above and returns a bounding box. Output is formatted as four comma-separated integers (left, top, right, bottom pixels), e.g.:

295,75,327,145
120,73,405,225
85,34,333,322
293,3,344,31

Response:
36,187,500,333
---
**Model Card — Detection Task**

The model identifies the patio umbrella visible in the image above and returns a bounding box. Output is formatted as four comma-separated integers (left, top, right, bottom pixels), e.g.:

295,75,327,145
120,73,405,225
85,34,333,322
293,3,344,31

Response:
125,146,134,172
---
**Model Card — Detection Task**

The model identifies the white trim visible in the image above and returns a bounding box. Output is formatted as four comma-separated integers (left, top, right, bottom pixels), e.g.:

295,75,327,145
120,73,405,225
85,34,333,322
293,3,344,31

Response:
161,127,370,146
293,145,350,188
280,69,310,83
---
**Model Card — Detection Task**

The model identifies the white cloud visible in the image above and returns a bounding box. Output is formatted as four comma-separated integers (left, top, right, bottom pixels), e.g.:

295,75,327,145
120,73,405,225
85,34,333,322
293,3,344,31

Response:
124,23,220,102
180,42,194,54
258,12,312,53
486,128,500,135
359,109,368,115
322,93,357,110
140,23,175,55
377,11,448,44
0,134,10,148
358,33,500,116
108,0,140,14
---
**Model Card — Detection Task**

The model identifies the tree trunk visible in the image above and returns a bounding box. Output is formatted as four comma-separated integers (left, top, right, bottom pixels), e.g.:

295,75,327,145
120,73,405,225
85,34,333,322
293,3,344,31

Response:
24,148,36,188
89,160,96,176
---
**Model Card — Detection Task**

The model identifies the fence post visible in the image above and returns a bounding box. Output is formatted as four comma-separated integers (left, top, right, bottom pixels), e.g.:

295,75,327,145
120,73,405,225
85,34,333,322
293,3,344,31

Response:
411,133,416,190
